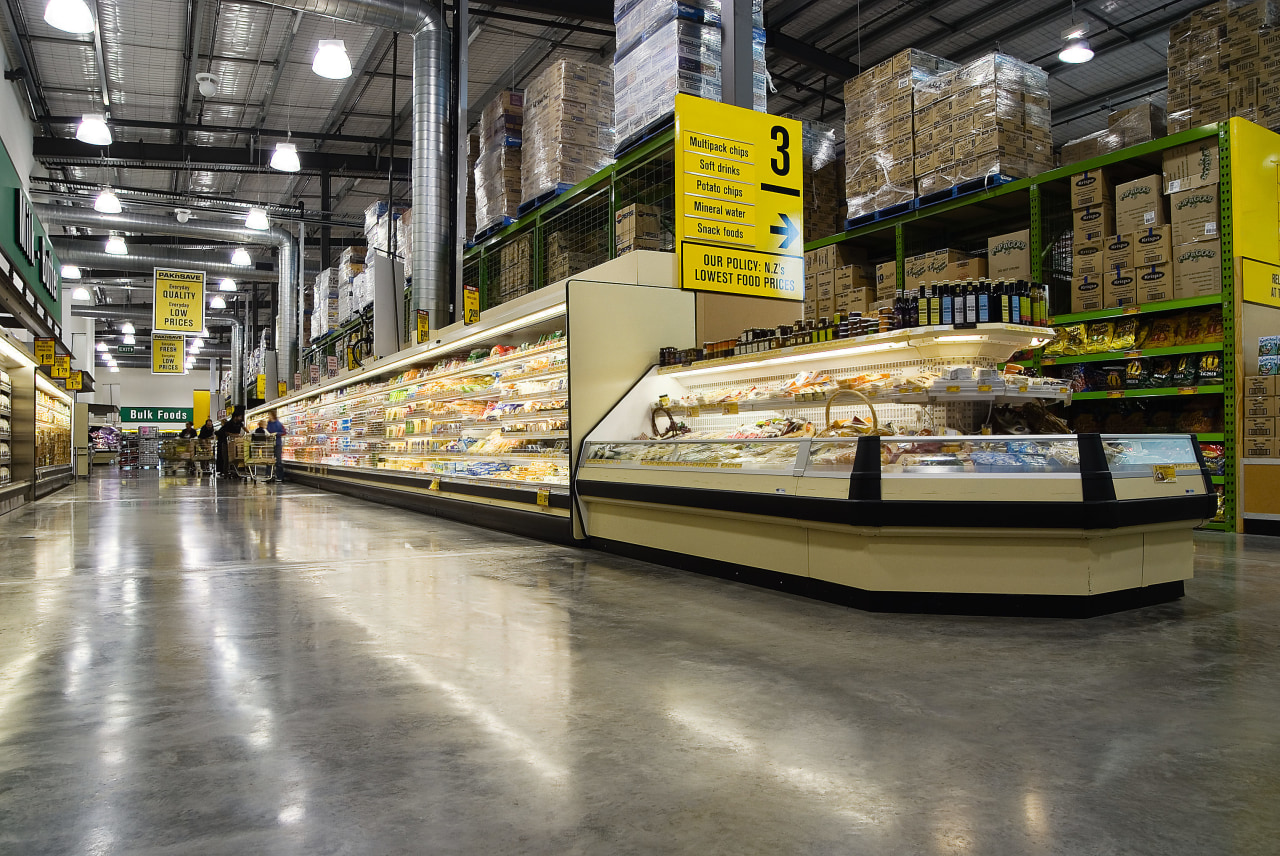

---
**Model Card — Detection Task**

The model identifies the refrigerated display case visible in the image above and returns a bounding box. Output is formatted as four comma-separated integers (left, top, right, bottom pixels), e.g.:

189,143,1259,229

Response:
35,375,72,496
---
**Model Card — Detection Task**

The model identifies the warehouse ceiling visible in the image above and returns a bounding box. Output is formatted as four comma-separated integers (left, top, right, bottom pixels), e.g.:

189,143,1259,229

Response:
2,0,1199,277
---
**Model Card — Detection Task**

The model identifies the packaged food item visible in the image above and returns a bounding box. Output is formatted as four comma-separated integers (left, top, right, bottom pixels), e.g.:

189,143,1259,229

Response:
1059,324,1088,355
1200,442,1226,476
1196,352,1223,385
1102,411,1127,432
1112,317,1139,351
1098,363,1127,391
1144,316,1179,348
1149,357,1175,387
1177,407,1215,434
1260,335,1280,357
1120,406,1148,433
1069,364,1090,392
1125,358,1150,388
1085,321,1116,354
1201,310,1223,343
1134,320,1152,349
1172,354,1199,386
1181,311,1207,345
1042,330,1067,356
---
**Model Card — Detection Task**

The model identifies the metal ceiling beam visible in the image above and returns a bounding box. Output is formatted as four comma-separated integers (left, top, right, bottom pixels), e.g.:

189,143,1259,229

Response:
88,0,111,108
767,30,857,79
1050,72,1169,125
480,0,612,25
766,0,825,31
468,8,612,37
34,141,408,180
43,115,412,148
254,10,303,133
467,18,584,128
1,0,55,134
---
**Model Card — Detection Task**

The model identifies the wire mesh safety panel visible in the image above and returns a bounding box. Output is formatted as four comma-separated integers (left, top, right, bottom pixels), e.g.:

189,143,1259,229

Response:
540,188,610,286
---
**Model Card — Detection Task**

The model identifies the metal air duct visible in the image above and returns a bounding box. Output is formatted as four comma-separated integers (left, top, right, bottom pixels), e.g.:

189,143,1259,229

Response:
70,305,240,326
257,0,453,327
51,243,270,280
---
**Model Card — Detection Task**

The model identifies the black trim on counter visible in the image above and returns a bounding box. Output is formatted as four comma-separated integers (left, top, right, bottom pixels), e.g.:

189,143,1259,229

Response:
1243,518,1280,537
1077,434,1118,503
848,434,881,501
285,466,576,545
576,478,1216,529
284,463,571,510
589,537,1185,618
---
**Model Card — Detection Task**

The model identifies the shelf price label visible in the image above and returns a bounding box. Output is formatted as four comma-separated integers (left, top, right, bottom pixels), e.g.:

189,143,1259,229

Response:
429,478,440,491
1107,390,1124,399
1041,357,1057,366
1178,387,1198,395
688,406,701,418
463,284,480,325
723,401,739,415
536,489,550,507
674,93,804,301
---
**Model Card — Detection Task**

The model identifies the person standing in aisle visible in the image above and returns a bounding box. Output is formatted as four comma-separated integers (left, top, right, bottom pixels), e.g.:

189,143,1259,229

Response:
178,421,198,439
197,418,216,440
265,410,287,483
215,408,245,476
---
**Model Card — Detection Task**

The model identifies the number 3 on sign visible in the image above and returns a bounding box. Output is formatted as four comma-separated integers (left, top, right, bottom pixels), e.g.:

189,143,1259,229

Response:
771,125,790,176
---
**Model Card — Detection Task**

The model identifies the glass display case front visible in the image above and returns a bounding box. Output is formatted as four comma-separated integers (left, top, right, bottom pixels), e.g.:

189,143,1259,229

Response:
0,369,11,486
35,386,71,471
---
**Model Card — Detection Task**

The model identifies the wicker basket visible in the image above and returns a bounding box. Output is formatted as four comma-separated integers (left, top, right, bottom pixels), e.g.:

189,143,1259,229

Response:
816,389,879,437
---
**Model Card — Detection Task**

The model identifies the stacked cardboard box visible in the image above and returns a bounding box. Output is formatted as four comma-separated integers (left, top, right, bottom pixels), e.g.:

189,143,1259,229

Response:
615,203,663,255
1092,174,1171,307
1163,139,1223,299
988,229,1032,281
803,120,845,241
339,246,365,285
1243,376,1279,457
474,90,524,236
498,234,534,303
1060,103,1166,165
803,244,874,321
310,269,340,342
364,201,410,260
612,0,766,149
522,61,614,207
913,53,1054,197
1167,0,1280,134
545,228,605,284
845,49,959,219
1069,169,1112,312
903,248,987,290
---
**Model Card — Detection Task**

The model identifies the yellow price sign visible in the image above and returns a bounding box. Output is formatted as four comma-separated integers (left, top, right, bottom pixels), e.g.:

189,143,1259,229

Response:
51,354,71,379
429,478,440,491
65,370,83,391
463,284,480,325
416,309,431,344
34,338,55,366
1152,463,1178,483
1239,257,1280,309
674,93,804,301
255,374,266,399
278,381,287,398
536,489,550,507
152,268,206,333
151,333,186,374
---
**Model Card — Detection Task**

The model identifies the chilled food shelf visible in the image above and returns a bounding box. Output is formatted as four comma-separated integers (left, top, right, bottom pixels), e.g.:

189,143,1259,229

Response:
1071,384,1224,401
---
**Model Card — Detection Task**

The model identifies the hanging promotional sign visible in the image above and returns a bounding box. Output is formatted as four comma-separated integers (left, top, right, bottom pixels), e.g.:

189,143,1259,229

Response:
278,381,286,398
463,285,480,325
674,94,804,301
310,364,321,384
151,332,186,374
33,338,55,366
152,268,206,333
65,370,82,391
51,353,70,378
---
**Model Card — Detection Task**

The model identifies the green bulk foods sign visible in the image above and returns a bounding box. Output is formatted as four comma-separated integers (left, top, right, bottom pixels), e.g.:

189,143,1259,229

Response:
0,139,59,317
121,407,194,423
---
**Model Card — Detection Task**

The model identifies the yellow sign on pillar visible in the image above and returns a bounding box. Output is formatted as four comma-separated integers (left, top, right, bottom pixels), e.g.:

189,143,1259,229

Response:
674,93,804,301
417,309,431,344
151,332,186,374
255,374,267,399
1240,257,1280,309
152,268,206,333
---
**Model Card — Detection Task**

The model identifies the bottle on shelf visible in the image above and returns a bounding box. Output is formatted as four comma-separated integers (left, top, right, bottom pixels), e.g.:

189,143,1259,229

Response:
940,281,954,326
928,283,942,326
916,286,929,329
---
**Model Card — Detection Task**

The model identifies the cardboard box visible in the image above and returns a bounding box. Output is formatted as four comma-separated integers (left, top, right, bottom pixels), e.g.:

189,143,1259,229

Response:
1114,175,1168,233
988,229,1031,280
1070,169,1112,209
1134,263,1174,303
1244,376,1278,397
1173,240,1223,297
1073,235,1106,276
1245,397,1277,419
1073,203,1115,236
1071,274,1104,313
942,258,986,281
615,203,662,255
815,268,835,300
904,249,972,288
816,296,835,318
1163,139,1220,193
1171,185,1220,245
1132,224,1173,266
1103,234,1134,270
875,261,898,296
1104,267,1138,308
835,287,873,315
1243,438,1278,458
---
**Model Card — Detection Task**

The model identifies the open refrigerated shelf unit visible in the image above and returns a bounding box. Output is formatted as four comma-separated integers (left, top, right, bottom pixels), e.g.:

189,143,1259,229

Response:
34,374,73,497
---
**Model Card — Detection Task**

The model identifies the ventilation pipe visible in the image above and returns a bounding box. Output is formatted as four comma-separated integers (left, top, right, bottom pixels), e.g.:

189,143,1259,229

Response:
257,0,453,328
38,204,297,395
51,242,273,280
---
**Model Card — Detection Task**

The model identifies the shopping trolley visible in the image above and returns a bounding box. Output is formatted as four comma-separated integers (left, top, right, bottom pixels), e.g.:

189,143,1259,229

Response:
192,439,215,475
227,435,253,480
228,435,277,482
158,439,195,475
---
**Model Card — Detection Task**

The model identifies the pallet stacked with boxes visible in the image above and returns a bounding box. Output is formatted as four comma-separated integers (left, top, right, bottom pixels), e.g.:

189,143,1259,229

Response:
336,247,367,327
521,60,615,208
802,245,874,322
466,133,479,239
803,120,845,241
474,90,524,236
545,228,606,284
913,53,1054,198
1061,104,1167,165
498,234,534,303
1164,138,1223,300
612,0,766,150
1243,375,1279,459
311,269,340,342
1167,0,1280,135
844,49,959,220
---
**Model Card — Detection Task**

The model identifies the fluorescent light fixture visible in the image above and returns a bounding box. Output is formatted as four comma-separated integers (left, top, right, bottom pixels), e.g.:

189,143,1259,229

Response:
109,366,119,373
122,334,135,345
121,321,135,334
313,39,352,79
245,207,270,230
231,248,252,266
37,372,72,400
94,188,122,214
96,342,107,352
270,142,300,173
930,335,987,343
105,235,128,255
44,0,95,34
61,264,82,279
71,286,91,301
1059,36,1094,63
209,295,226,309
76,113,112,146
219,277,237,291
666,340,912,379
0,334,38,368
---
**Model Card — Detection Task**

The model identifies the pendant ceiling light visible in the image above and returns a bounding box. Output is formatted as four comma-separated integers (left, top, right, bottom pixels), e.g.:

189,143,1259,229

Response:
95,342,107,352
105,235,128,255
270,142,301,173
1059,36,1094,63
313,39,352,79
71,286,91,301
61,264,82,279
209,295,227,309
75,114,112,146
231,248,252,266
94,188,122,214
44,0,94,34
245,207,270,230
219,277,237,291
121,321,135,334
122,334,135,345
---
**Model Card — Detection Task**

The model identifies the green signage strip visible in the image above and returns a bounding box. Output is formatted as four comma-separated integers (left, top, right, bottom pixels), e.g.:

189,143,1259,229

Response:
121,406,194,423
116,345,136,354
0,138,59,319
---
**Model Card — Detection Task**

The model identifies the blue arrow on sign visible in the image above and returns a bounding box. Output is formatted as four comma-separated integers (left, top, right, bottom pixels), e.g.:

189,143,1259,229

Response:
770,213,800,250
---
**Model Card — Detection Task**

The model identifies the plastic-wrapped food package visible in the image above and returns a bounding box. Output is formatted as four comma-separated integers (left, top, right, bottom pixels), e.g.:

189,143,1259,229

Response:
474,90,524,235
1060,127,1125,165
844,49,959,219
339,246,365,285
521,60,615,206
613,13,767,151
614,0,762,57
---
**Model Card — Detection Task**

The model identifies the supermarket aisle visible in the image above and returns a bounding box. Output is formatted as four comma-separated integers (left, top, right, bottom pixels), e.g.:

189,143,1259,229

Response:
1,474,1279,856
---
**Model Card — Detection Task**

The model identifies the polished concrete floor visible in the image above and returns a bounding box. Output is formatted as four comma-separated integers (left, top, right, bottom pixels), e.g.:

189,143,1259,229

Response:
1,474,1278,855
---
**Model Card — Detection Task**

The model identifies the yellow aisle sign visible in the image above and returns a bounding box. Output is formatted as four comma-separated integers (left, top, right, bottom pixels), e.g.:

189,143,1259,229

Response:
65,371,83,391
34,338,55,366
416,309,431,343
463,284,480,325
151,333,186,374
674,93,804,301
52,354,70,378
1240,257,1280,309
153,268,206,333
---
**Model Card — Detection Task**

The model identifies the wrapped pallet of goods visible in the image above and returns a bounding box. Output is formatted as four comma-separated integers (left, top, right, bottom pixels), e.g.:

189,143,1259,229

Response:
311,269,340,341
802,119,845,241
913,53,1054,198
1060,104,1165,166
466,132,479,239
612,0,766,151
521,60,615,207
474,90,524,236
364,201,409,259
845,49,960,220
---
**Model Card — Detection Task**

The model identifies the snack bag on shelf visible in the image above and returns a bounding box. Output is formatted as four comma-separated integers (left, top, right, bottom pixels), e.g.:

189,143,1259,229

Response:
1125,358,1150,388
1059,324,1088,355
1182,311,1208,345
1112,317,1139,351
1144,317,1180,348
1196,352,1223,385
1085,321,1116,354
1172,354,1199,386
1149,357,1175,386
